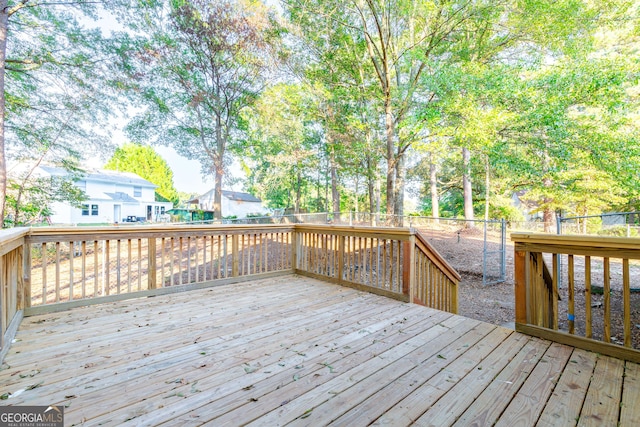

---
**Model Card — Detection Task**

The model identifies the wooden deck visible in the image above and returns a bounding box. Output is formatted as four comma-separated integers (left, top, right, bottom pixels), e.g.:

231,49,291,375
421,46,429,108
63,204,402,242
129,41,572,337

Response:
1,275,639,426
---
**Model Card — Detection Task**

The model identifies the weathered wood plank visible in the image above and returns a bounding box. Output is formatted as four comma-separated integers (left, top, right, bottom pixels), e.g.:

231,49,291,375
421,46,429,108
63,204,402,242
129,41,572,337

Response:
373,326,516,426
620,361,640,425
494,343,574,427
578,355,624,426
449,337,551,426
537,348,597,427
330,323,507,427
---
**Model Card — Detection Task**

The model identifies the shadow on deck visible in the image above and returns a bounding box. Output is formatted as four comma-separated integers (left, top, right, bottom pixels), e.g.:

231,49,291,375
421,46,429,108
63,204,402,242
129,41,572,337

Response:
1,275,639,426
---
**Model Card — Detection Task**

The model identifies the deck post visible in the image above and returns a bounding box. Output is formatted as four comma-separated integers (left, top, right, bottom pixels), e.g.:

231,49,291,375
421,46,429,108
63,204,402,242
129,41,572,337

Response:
514,248,527,325
148,237,157,289
402,237,415,303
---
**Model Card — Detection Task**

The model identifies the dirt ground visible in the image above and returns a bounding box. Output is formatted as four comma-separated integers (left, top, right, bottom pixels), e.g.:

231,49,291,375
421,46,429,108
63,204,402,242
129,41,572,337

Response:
419,227,640,349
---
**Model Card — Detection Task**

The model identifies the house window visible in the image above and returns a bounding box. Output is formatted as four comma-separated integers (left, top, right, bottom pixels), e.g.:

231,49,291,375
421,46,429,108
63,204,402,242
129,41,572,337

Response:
134,186,142,197
81,204,89,216
91,204,99,216
160,206,165,214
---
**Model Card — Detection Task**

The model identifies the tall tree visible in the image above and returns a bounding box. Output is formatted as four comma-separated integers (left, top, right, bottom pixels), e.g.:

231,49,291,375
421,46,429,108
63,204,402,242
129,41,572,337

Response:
120,0,276,219
0,0,131,227
104,143,179,206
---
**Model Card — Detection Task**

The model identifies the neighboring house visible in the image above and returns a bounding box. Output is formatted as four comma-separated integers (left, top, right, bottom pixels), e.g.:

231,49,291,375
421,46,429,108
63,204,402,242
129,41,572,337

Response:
37,166,173,224
188,189,265,218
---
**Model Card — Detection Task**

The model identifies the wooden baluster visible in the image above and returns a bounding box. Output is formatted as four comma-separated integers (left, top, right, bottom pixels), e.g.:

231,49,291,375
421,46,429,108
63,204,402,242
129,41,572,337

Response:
127,239,133,293
232,234,239,277
187,236,192,283
604,257,611,342
93,241,98,298
148,237,157,290
169,237,175,287
116,239,121,295
81,241,86,299
105,240,110,296
585,256,592,339
160,238,166,286
41,242,47,305
568,254,575,334
623,258,631,347
55,242,61,302
22,242,31,309
137,239,142,290
552,254,559,330
69,242,75,301
382,240,388,289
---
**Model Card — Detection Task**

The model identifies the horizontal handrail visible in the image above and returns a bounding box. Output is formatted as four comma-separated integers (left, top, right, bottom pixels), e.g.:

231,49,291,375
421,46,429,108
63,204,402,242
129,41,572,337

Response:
513,232,640,362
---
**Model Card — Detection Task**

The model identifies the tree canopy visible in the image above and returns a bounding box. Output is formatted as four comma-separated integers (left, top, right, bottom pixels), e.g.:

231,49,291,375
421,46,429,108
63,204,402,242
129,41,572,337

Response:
0,0,638,228
104,143,179,206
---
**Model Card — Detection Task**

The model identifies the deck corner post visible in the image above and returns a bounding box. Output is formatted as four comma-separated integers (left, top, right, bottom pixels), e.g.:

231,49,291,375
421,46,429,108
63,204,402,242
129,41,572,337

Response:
403,237,415,303
514,248,528,325
148,237,157,289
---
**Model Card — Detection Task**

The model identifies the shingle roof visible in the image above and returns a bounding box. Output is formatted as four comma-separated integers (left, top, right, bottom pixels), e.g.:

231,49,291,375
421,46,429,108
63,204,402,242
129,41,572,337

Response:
39,166,156,188
188,189,262,204
104,192,139,203
222,190,262,203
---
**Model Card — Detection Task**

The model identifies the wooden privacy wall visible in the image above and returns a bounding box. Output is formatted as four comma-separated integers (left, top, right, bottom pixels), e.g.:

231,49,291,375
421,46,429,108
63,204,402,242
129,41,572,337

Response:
513,233,640,363
25,225,294,308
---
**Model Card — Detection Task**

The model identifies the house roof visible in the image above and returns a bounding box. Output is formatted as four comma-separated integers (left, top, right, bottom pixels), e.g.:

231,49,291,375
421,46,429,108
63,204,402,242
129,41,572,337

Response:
188,189,262,204
222,190,261,203
104,192,139,203
39,166,157,188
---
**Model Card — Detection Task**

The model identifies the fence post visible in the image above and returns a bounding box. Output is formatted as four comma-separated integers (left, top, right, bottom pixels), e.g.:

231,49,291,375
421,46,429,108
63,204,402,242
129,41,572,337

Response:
148,237,157,289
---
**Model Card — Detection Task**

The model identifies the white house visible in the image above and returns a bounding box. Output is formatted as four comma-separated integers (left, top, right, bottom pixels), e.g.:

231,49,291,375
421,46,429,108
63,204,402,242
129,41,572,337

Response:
188,189,265,218
38,166,173,224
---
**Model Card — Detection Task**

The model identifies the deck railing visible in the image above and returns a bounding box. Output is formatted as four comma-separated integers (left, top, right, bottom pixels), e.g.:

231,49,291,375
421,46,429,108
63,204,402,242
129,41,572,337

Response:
0,224,459,359
513,233,640,362
293,226,459,313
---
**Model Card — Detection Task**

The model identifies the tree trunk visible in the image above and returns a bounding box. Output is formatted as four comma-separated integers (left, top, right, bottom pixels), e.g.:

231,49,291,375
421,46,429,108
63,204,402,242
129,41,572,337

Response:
295,169,301,214
329,144,339,220
394,152,405,226
462,147,474,226
367,156,375,215
429,151,439,222
385,96,395,215
213,163,223,220
0,1,8,227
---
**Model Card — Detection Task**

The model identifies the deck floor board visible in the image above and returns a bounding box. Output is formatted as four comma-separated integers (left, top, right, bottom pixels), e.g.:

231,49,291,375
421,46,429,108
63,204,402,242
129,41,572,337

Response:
0,274,638,426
